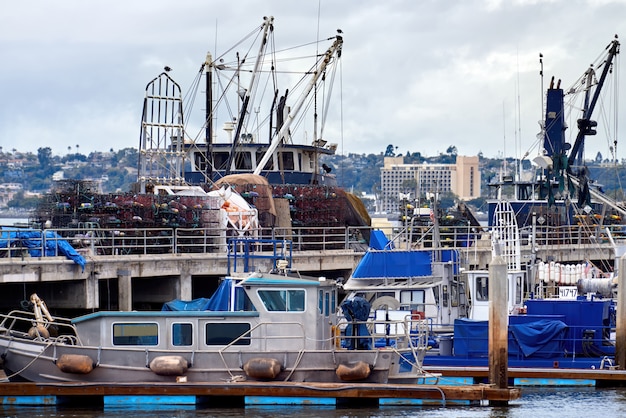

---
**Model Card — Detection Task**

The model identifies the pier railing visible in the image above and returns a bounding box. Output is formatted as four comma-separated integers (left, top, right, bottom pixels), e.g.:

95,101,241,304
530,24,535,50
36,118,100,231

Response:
0,222,620,262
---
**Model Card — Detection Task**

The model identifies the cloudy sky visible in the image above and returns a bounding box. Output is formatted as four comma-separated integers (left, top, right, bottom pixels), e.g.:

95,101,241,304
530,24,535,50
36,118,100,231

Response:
2,0,626,161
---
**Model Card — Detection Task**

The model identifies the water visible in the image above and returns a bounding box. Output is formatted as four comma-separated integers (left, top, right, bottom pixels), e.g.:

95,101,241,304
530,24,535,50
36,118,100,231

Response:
2,387,626,417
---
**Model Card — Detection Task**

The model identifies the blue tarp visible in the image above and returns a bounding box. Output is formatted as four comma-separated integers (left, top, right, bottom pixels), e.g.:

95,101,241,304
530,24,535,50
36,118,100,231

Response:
341,297,372,350
369,229,394,250
0,228,86,271
453,318,567,359
162,278,233,311
510,319,567,358
351,248,458,279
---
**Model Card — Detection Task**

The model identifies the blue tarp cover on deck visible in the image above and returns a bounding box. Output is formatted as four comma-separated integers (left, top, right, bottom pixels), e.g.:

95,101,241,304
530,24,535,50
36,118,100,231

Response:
453,318,567,358
162,278,233,311
510,319,567,358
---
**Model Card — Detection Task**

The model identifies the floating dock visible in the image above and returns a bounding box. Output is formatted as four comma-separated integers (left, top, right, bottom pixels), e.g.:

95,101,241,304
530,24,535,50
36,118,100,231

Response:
0,379,520,407
424,366,626,387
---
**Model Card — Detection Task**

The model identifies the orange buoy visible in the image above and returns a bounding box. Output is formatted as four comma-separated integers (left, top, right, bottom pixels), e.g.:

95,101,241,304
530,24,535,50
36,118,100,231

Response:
243,357,282,380
149,355,188,376
336,361,372,381
56,354,94,374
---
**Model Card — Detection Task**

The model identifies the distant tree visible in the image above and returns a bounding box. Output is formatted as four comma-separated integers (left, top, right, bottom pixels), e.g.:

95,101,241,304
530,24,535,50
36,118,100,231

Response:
37,147,52,167
446,145,458,156
384,144,396,157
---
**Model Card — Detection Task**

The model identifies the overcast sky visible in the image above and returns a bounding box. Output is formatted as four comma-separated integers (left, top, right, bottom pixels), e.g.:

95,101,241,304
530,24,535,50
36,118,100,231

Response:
2,0,626,161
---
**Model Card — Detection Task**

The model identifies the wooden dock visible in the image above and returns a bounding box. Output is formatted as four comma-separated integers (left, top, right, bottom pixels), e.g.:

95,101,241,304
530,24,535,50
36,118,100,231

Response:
424,366,626,387
0,380,521,407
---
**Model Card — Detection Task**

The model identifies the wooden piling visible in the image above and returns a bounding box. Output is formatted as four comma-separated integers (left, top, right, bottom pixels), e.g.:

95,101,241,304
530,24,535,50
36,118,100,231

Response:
489,255,508,405
617,254,626,370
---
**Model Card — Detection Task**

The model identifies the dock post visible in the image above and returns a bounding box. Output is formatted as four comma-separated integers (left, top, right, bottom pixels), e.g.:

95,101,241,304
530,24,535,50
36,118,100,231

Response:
489,254,508,405
617,255,626,369
117,269,132,311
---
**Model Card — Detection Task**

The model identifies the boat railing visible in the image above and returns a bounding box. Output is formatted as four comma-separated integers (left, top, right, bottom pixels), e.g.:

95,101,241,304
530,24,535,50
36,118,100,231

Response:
339,314,429,354
218,321,308,353
0,310,81,345
448,320,616,361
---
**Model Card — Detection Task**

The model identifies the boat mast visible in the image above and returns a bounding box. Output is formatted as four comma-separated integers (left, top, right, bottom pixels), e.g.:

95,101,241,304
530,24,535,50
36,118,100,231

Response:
567,38,620,170
254,35,343,176
224,16,274,175
205,53,214,181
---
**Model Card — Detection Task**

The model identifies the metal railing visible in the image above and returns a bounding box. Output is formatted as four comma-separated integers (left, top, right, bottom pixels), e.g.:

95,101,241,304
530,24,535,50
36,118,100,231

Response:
0,222,620,260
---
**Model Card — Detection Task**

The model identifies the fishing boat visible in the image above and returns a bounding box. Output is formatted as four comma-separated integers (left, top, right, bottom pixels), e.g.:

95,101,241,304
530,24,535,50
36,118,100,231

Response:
485,37,626,256
32,16,369,251
0,238,428,384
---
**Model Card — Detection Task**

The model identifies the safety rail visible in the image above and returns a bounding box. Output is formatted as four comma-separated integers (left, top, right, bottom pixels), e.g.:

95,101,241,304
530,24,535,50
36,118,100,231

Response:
0,310,82,345
338,314,430,353
0,223,621,259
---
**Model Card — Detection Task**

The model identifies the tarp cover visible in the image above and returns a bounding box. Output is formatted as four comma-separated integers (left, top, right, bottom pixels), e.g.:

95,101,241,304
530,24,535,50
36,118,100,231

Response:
162,278,233,311
453,318,567,358
510,319,567,358
0,228,86,271
369,229,393,250
351,248,458,279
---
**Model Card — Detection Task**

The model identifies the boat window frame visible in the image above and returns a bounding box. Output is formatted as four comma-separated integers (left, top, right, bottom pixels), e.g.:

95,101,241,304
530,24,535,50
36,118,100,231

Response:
257,288,306,312
204,322,251,346
171,322,193,347
112,322,159,346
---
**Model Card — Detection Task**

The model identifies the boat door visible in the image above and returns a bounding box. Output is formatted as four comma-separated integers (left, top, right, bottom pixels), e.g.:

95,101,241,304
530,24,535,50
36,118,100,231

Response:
465,269,527,320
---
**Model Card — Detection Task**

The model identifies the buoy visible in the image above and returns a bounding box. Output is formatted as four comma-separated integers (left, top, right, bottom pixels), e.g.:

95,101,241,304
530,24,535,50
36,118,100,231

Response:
56,354,94,374
243,357,282,380
28,325,49,340
335,361,372,381
149,355,188,376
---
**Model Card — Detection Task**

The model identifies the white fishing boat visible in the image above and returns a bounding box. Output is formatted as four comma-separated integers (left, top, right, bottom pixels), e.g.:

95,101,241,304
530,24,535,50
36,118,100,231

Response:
0,238,428,384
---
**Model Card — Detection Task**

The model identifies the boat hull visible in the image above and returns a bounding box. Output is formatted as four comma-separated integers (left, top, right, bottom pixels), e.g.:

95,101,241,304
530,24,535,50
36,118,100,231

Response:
0,337,395,384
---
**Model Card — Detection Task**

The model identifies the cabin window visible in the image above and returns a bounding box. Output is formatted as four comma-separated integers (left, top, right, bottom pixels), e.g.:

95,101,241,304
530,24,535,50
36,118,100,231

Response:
194,153,207,172
172,323,193,346
256,150,273,170
205,322,251,345
234,152,253,170
515,275,523,304
319,290,324,314
324,292,330,317
399,290,425,312
258,289,305,311
112,323,158,346
475,276,489,301
213,151,230,171
450,283,459,307
278,151,295,171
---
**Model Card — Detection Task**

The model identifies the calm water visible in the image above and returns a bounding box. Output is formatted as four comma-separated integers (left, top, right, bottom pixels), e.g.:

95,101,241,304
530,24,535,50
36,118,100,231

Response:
2,387,626,418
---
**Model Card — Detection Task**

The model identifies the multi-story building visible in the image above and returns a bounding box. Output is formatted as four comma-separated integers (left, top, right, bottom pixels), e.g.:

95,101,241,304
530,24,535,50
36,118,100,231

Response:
379,155,480,213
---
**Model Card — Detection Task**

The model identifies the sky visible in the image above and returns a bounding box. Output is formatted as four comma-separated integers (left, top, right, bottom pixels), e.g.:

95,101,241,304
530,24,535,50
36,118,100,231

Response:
2,0,626,161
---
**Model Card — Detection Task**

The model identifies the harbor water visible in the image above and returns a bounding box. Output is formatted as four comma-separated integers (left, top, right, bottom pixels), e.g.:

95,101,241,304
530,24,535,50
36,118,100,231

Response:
2,387,626,417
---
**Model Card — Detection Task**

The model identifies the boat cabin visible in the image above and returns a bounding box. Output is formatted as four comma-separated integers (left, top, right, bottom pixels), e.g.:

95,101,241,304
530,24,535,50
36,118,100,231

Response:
72,274,339,352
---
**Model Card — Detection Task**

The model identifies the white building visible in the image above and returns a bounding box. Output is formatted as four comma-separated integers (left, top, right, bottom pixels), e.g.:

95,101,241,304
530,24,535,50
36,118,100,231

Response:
380,155,480,213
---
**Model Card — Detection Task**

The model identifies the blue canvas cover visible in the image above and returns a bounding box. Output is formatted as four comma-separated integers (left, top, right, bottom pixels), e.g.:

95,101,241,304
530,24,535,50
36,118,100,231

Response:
0,228,86,271
369,229,394,250
162,278,233,311
510,319,567,358
351,248,458,279
453,318,567,358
